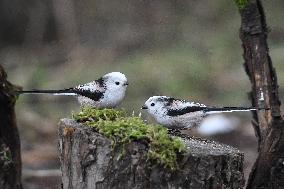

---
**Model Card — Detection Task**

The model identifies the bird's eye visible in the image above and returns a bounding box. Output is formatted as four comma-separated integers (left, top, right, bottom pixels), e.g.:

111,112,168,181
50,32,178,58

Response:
151,103,155,106
115,82,120,85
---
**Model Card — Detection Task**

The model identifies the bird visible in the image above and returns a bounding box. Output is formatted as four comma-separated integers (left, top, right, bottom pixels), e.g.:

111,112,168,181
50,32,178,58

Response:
141,96,268,129
17,72,128,108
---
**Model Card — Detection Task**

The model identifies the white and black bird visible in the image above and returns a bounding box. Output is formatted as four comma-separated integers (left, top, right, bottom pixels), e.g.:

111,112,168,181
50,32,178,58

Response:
17,72,128,108
142,96,268,129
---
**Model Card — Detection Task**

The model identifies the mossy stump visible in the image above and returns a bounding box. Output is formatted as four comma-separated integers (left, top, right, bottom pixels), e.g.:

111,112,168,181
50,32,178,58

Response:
58,118,244,189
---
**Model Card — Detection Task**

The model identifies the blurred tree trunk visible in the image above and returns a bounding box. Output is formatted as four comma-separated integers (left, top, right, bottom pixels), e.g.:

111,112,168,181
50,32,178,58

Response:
52,0,79,48
25,0,49,45
0,65,22,189
238,0,284,188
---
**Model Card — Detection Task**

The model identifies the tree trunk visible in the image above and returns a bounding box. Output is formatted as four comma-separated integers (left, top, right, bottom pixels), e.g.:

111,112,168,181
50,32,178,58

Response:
238,0,284,188
58,118,244,189
0,65,22,189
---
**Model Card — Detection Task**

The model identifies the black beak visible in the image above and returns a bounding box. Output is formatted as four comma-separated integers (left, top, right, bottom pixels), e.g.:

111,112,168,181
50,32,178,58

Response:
141,105,148,109
123,82,129,86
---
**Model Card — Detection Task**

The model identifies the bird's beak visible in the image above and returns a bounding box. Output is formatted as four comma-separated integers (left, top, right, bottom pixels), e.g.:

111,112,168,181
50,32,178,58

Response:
123,82,129,86
141,105,148,109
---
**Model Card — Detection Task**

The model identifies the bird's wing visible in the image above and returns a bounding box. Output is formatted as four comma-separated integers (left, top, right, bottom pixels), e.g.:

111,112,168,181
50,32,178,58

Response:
167,99,207,116
166,97,265,116
76,81,105,92
72,81,105,101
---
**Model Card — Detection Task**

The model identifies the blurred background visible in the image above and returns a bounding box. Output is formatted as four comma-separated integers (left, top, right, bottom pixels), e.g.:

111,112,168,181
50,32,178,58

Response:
1,0,284,188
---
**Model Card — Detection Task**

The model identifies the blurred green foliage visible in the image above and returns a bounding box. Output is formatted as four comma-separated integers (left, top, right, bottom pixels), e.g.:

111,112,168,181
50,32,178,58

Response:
234,0,249,10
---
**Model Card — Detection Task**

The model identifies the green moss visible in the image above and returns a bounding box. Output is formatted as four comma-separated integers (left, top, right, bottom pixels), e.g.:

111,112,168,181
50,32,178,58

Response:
234,0,249,10
73,107,126,122
73,107,186,170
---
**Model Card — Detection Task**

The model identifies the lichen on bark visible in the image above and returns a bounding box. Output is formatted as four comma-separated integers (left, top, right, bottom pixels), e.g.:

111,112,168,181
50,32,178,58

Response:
0,143,13,171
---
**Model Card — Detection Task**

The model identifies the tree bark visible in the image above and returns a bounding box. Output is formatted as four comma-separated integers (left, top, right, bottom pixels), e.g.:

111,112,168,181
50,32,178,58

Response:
58,118,244,189
238,0,284,188
0,65,22,189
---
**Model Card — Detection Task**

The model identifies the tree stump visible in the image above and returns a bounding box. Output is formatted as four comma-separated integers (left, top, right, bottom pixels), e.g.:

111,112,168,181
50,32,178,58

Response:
58,118,244,189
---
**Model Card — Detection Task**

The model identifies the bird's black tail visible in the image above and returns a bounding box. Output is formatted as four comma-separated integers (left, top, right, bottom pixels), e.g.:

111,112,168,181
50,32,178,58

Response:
204,106,269,114
16,89,77,96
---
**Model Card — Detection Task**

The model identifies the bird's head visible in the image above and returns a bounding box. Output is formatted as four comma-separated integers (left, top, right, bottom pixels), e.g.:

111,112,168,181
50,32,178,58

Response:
142,96,171,116
103,72,128,92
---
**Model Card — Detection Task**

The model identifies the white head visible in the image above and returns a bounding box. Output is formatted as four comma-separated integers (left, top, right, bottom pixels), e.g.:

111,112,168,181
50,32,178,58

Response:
142,96,171,117
101,72,128,107
103,72,128,90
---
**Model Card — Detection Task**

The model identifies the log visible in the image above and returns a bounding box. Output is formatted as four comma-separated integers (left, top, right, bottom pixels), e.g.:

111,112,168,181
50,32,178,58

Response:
58,118,244,189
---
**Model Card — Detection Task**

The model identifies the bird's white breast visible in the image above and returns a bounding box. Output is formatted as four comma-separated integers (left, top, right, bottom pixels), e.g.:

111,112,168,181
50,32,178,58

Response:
100,88,126,108
155,111,206,129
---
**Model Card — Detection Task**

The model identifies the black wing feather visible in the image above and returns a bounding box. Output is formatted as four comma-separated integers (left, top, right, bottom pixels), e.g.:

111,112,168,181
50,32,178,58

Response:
71,88,104,101
167,106,206,116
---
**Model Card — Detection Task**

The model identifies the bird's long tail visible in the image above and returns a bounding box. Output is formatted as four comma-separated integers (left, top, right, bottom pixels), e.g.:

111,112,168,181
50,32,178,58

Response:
16,89,77,96
204,107,269,114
